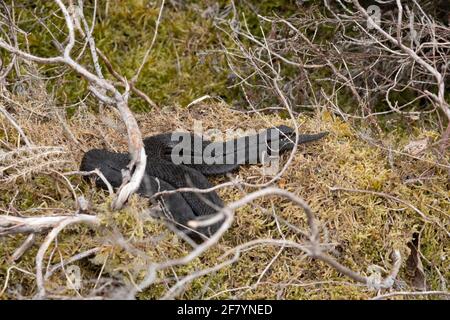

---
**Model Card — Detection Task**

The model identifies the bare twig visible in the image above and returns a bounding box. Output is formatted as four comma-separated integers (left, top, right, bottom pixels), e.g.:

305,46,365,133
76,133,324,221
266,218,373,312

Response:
0,213,99,236
34,213,100,298
0,0,147,210
0,104,33,146
329,186,450,238
131,187,401,299
10,234,36,262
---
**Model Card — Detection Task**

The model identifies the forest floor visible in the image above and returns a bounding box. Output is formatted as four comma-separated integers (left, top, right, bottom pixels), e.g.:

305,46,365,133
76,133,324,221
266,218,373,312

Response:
1,88,448,299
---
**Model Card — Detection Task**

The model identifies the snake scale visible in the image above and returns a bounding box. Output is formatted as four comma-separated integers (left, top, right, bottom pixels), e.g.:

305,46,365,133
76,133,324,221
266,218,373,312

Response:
80,125,327,242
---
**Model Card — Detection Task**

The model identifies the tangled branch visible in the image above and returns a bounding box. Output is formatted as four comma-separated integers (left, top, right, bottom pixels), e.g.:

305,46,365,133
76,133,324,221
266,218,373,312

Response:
0,0,147,209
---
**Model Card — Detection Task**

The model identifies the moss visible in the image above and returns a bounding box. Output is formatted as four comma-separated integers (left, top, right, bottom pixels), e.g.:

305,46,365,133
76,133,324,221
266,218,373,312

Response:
0,2,449,300
7,1,236,111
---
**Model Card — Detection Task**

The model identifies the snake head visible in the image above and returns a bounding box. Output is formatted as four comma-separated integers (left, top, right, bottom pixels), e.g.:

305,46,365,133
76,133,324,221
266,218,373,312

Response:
272,125,328,152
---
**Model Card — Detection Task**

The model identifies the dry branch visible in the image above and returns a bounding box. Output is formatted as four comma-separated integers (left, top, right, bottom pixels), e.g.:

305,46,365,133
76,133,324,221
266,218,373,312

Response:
0,213,99,236
0,0,147,210
130,187,402,299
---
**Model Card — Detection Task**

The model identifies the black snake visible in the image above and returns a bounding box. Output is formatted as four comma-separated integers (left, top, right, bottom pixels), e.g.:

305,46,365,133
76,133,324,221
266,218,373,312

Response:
80,125,327,242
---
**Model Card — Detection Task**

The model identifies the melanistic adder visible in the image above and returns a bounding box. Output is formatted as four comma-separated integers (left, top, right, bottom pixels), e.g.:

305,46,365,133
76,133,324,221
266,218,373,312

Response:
80,126,327,242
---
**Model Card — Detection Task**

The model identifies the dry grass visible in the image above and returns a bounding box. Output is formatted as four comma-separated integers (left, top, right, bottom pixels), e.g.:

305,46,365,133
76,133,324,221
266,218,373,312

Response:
0,87,449,299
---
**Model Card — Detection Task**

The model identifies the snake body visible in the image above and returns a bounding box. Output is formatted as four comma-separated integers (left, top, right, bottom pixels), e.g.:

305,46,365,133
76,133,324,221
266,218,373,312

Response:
80,125,327,241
